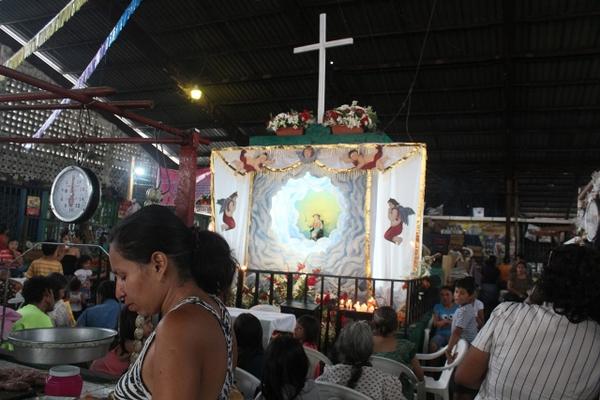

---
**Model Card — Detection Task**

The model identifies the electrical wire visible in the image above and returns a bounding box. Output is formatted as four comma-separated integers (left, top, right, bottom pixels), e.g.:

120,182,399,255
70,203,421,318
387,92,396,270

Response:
383,0,438,138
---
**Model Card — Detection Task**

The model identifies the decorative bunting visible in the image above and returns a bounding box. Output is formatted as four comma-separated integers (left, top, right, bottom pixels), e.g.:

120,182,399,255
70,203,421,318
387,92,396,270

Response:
31,0,143,141
2,0,89,72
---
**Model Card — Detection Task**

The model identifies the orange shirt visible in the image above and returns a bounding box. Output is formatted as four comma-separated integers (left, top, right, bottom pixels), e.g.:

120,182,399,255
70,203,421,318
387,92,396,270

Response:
25,258,63,278
498,263,512,282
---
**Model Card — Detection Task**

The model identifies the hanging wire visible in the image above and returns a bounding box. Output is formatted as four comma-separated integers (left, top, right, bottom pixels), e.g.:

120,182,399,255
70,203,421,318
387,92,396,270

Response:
383,0,438,139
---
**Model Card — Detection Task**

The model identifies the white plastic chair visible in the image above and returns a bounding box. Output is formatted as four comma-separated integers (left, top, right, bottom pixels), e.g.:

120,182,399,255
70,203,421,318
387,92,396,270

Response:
315,381,372,400
422,315,434,353
414,339,468,400
235,367,261,400
370,356,425,400
304,346,333,379
249,304,280,313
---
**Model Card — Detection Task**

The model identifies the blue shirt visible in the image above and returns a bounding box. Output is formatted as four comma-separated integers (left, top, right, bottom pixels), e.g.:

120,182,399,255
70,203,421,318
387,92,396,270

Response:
433,303,459,337
76,299,121,330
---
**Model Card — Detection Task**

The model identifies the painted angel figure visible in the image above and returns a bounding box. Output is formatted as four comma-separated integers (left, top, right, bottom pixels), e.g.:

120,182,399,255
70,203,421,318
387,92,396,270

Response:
217,192,238,231
384,198,415,245
340,144,385,170
232,149,274,173
297,145,318,163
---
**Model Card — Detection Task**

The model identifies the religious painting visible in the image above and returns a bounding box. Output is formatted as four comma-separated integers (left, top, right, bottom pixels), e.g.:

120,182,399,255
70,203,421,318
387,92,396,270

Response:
341,144,386,170
217,192,238,231
211,143,426,279
384,198,415,245
232,149,274,173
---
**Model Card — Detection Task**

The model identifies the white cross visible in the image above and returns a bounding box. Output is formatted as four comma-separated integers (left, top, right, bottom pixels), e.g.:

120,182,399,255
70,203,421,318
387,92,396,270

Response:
294,13,353,123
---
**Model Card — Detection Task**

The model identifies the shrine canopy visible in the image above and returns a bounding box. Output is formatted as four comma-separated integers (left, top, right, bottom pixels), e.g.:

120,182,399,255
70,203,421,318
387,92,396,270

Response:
211,126,426,281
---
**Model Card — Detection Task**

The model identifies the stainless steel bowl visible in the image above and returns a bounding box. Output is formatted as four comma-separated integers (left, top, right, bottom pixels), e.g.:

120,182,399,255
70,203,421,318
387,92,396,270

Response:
8,327,117,365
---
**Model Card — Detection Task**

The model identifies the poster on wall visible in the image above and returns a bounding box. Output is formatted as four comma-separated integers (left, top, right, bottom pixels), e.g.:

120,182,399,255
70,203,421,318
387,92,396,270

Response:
26,196,41,217
211,144,426,280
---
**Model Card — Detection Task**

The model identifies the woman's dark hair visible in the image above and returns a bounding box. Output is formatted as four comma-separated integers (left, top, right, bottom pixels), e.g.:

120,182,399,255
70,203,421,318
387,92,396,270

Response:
97,280,116,303
539,244,600,324
114,308,138,354
260,335,308,400
296,315,319,344
336,321,373,389
234,313,263,352
22,276,53,305
388,198,400,207
109,205,236,296
372,306,398,336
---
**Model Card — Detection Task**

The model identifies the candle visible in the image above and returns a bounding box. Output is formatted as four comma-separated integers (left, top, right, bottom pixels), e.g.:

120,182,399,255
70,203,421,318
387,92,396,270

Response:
367,305,375,313
346,299,353,309
359,303,368,312
339,299,345,309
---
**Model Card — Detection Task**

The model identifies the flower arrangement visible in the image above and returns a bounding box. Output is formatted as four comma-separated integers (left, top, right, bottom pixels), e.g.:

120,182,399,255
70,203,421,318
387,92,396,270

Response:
267,109,315,131
323,100,378,131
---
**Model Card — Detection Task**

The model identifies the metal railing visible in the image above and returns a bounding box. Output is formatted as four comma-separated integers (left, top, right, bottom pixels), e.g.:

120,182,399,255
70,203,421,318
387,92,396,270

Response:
233,268,426,350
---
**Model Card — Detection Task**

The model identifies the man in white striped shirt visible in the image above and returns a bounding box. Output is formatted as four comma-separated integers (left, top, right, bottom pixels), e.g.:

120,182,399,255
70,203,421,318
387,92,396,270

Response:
455,244,600,399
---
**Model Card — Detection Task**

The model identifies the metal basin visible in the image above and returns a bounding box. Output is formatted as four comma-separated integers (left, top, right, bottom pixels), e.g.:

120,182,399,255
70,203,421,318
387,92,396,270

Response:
8,327,117,365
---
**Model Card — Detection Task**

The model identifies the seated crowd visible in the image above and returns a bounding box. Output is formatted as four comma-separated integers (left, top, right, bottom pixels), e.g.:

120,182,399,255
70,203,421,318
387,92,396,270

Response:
1,218,599,400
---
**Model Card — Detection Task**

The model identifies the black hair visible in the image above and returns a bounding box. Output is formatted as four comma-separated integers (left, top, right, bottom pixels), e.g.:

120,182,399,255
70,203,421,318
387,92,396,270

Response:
41,239,58,256
296,315,319,344
47,272,68,301
109,205,236,297
234,313,263,352
22,276,53,305
114,308,138,354
455,277,475,295
69,277,82,291
439,285,454,294
539,244,600,324
372,306,398,336
260,335,308,400
97,280,116,303
388,198,400,207
78,255,92,267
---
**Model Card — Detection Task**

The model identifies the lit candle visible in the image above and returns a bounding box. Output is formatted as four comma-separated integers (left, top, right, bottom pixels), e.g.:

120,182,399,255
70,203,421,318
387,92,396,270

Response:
367,305,375,313
339,299,345,309
359,303,368,312
346,299,353,309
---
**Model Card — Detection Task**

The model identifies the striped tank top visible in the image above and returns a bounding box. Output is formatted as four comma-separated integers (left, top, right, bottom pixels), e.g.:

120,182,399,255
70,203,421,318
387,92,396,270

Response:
112,295,234,400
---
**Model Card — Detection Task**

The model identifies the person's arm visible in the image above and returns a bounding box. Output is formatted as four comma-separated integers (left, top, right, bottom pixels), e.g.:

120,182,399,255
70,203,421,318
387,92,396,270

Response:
148,305,231,400
476,309,485,329
24,261,35,278
455,346,489,389
445,326,462,362
432,311,451,329
410,356,424,381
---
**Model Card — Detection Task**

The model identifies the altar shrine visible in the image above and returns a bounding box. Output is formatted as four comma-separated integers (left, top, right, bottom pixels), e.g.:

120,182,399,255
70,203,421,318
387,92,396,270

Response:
211,125,427,281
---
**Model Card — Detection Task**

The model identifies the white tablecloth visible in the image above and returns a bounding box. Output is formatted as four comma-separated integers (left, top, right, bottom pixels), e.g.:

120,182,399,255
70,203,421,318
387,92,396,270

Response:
227,307,296,348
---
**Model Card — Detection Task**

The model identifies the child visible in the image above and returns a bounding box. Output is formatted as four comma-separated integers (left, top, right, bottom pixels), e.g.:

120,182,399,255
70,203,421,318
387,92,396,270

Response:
48,273,75,327
446,278,478,357
74,255,93,303
69,277,84,319
293,315,320,350
90,309,153,377
447,277,479,400
430,286,459,352
256,335,320,400
234,313,264,381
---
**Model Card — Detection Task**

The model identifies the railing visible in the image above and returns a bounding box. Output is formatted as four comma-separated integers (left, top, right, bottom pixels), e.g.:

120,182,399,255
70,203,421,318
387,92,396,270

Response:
233,268,426,350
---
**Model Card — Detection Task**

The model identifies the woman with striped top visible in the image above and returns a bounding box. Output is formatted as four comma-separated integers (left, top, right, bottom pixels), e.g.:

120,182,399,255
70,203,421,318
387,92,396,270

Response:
105,205,237,399
456,244,600,399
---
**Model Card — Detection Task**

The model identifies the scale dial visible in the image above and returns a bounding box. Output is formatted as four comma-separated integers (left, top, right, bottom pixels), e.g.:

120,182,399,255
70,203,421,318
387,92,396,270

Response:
585,198,600,242
50,166,100,223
